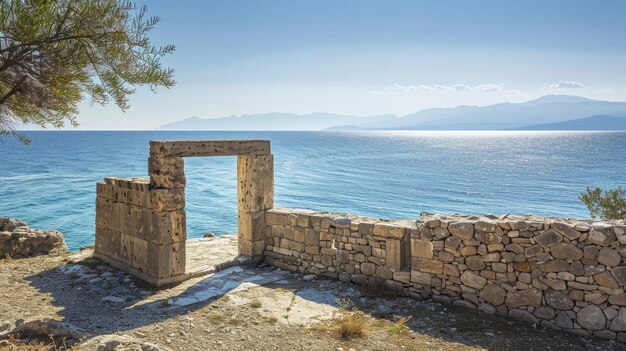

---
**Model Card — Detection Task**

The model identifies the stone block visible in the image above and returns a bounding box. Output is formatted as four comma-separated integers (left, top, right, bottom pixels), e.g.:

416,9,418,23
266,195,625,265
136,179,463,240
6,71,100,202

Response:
411,239,433,258
95,227,120,259
238,211,266,242
237,154,274,212
304,228,319,246
150,140,270,158
148,156,185,189
373,223,407,239
150,188,185,211
95,198,115,230
150,210,186,244
146,241,185,278
239,239,265,257
386,238,406,270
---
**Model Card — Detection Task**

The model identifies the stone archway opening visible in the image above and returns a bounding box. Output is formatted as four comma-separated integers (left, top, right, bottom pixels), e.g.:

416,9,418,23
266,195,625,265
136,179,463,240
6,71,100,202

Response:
94,140,273,287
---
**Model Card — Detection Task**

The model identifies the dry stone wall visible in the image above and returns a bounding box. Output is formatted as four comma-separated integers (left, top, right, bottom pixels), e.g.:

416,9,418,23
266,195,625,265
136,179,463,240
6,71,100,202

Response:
263,208,626,341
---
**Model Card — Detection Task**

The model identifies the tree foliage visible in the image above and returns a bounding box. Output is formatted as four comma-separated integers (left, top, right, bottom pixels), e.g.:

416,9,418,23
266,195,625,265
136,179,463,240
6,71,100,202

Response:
0,0,175,143
579,186,626,220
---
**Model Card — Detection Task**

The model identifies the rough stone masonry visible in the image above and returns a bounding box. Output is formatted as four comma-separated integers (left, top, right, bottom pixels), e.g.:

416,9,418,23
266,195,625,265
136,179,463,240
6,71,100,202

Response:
94,140,273,287
94,139,626,341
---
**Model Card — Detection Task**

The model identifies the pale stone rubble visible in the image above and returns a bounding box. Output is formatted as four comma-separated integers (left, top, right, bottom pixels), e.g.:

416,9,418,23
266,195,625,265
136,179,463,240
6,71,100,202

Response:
0,217,67,258
263,208,626,341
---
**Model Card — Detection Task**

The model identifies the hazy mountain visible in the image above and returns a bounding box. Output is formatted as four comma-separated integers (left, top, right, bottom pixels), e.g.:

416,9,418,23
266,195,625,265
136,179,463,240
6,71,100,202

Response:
156,112,399,131
157,95,626,131
516,114,626,131
358,95,626,130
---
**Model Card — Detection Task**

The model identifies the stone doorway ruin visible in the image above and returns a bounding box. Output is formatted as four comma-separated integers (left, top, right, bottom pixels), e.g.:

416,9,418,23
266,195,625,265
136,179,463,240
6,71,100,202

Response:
94,140,273,287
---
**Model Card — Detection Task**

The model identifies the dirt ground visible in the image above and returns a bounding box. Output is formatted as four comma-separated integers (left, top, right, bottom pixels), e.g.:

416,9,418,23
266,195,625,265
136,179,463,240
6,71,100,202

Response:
0,253,625,351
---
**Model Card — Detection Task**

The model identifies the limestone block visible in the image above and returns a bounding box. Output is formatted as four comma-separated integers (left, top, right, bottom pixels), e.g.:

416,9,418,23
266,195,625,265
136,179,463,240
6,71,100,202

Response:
266,211,288,226
373,223,407,239
448,222,474,240
386,238,406,270
545,289,574,310
95,227,120,259
304,228,319,246
550,243,584,260
148,156,185,189
505,289,542,308
411,239,433,258
239,239,265,257
150,140,270,158
411,270,432,285
577,305,606,331
150,188,185,211
461,271,487,290
131,237,148,269
598,248,622,267
479,284,507,305
149,210,186,244
237,154,274,212
96,182,114,200
95,198,115,230
238,211,266,242
146,241,185,278
534,229,563,248
551,222,581,240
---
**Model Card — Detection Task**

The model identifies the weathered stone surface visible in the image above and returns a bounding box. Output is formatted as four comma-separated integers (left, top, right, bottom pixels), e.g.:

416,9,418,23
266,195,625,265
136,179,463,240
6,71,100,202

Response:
551,222,580,240
461,271,487,290
545,289,574,310
549,243,583,260
411,239,433,258
611,266,626,286
419,259,444,274
509,309,538,324
479,284,507,305
577,305,606,331
598,248,621,267
505,289,542,308
595,271,620,289
609,294,626,306
512,261,535,272
150,139,270,157
588,226,615,247
539,259,569,273
411,270,432,285
610,308,626,332
475,220,496,233
555,311,573,329
534,229,562,248
534,306,556,320
465,255,486,270
448,222,474,240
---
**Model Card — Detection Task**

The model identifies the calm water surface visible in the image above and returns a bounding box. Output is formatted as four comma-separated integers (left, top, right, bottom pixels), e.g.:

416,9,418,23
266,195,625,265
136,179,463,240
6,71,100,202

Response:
1,131,624,250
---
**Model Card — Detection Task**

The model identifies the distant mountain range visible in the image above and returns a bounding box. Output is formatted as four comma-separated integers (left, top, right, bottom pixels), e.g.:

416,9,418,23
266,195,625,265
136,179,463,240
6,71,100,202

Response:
156,95,626,131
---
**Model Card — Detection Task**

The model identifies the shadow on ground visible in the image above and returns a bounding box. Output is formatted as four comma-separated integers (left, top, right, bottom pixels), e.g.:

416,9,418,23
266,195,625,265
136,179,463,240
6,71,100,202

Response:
23,257,626,351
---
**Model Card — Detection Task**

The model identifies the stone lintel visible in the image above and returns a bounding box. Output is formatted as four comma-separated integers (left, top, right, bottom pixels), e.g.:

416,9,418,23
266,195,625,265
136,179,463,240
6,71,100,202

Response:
150,140,270,158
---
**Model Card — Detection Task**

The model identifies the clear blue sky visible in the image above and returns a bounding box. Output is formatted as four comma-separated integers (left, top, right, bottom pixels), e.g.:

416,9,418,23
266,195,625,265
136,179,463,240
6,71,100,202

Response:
75,0,626,129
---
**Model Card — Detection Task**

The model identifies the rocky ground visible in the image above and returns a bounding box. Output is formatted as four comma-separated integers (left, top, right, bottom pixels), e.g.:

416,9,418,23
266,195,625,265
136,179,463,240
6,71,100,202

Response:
1,252,625,350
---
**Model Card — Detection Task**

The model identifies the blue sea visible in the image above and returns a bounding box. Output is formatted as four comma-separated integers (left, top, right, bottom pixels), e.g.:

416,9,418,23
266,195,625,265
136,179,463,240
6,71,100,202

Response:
1,131,624,250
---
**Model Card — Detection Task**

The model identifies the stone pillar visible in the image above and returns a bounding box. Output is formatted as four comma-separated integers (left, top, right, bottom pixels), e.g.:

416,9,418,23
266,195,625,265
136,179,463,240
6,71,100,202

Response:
146,155,187,284
237,154,274,260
